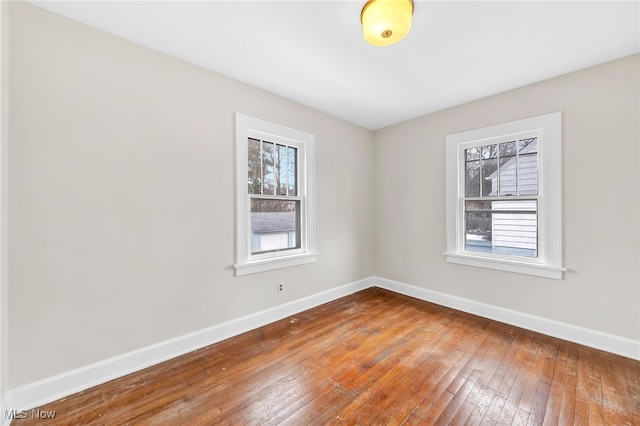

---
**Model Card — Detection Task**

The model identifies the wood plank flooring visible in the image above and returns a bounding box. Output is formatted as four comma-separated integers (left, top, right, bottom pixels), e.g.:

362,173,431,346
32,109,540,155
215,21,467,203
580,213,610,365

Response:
14,288,640,425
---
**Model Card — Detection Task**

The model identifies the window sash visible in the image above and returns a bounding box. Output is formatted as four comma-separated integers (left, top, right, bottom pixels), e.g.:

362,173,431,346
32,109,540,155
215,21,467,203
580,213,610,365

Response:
457,130,545,265
246,136,305,261
235,113,317,275
462,199,539,259
248,138,298,197
248,196,304,258
445,112,563,279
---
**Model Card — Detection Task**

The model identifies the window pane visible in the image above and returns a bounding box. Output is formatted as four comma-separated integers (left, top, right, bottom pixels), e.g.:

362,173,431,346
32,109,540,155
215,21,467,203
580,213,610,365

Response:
251,199,300,254
499,141,516,157
465,160,480,197
481,158,497,196
276,144,288,195
518,137,537,153
465,210,492,253
498,155,517,197
518,153,538,195
482,144,497,159
465,200,492,211
466,147,480,161
288,147,297,196
518,137,538,195
497,142,517,196
465,200,537,258
248,138,262,194
262,141,275,195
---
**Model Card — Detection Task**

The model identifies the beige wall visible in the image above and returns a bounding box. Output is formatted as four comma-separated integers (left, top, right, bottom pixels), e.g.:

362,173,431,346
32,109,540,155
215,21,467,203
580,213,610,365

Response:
1,0,9,411
375,54,640,341
8,2,375,387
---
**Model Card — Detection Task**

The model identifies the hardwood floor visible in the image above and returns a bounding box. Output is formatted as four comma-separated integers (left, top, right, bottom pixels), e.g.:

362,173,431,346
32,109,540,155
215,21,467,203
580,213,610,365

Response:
14,288,640,425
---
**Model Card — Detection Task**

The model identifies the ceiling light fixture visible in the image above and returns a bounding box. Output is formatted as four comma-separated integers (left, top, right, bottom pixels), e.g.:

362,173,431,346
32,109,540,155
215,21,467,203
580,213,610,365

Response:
361,0,414,47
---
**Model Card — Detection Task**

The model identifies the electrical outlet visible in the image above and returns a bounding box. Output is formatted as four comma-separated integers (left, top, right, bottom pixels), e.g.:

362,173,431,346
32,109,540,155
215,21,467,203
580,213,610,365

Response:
277,282,285,294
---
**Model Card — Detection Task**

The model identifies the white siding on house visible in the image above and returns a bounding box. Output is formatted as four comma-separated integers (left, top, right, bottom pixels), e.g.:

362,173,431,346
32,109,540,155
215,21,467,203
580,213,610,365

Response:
491,200,537,251
517,154,538,195
252,231,297,253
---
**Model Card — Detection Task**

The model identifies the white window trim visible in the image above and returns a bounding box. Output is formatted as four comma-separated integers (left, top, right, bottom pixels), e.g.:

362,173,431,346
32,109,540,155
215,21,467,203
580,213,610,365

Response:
234,113,317,276
445,112,565,279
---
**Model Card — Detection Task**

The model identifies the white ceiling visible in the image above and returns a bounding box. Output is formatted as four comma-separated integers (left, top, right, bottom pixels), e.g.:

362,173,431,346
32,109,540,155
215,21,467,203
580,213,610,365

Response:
30,1,640,130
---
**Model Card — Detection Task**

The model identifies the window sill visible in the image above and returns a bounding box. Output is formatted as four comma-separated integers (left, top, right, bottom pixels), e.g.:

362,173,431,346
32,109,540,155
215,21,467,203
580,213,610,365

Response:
234,252,318,276
444,252,566,279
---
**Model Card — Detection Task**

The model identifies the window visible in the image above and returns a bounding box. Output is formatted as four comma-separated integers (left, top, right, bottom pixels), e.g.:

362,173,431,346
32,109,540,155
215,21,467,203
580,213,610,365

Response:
445,112,565,279
235,113,317,276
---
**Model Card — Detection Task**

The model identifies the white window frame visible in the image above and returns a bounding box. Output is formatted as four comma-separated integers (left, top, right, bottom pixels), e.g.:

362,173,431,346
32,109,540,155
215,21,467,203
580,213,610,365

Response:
445,112,565,279
234,113,317,276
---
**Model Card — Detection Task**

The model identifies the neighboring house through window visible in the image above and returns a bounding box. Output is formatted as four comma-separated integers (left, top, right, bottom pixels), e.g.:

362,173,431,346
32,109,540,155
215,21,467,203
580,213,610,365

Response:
235,113,317,276
445,112,565,279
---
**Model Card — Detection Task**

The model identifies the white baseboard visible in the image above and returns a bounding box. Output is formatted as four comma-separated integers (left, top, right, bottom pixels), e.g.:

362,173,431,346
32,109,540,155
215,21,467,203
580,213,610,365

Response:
5,277,373,413
373,276,640,361
5,275,638,416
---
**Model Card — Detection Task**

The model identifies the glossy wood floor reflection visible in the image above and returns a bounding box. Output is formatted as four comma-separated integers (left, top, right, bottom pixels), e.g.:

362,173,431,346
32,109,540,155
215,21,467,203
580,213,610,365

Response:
16,288,640,425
